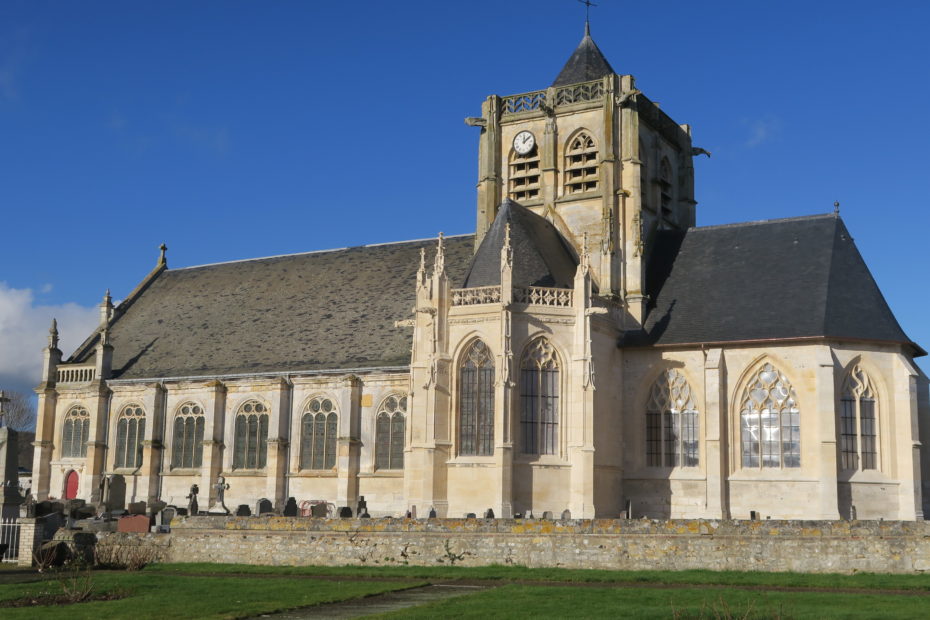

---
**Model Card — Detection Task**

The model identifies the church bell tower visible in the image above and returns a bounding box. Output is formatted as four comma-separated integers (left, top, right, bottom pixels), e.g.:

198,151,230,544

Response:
468,22,698,323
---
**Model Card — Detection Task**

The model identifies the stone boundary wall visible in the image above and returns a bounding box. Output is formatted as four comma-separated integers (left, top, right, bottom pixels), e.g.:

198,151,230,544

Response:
99,517,930,574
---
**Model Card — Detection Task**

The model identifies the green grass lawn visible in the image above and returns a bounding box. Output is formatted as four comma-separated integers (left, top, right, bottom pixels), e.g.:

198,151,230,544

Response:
368,583,930,619
148,562,930,591
0,572,421,619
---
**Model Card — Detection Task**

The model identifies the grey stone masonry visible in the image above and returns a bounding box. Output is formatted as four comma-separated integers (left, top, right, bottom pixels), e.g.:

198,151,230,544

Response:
93,516,930,574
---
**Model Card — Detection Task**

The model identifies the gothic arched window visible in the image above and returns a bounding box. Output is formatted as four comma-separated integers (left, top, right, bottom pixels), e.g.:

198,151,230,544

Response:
564,131,598,194
659,156,673,215
840,365,878,471
459,340,495,456
171,402,205,469
62,406,90,458
233,400,269,470
114,404,145,469
645,369,699,467
375,394,406,470
300,396,338,470
739,363,800,469
509,146,540,201
520,338,560,455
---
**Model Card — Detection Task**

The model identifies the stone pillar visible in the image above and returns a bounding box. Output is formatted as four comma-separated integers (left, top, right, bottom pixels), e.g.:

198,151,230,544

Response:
495,230,514,519
894,354,924,520
263,378,292,511
140,383,166,505
335,375,361,511
815,346,840,520
200,381,227,508
32,320,61,501
569,252,597,518
599,73,620,296
85,382,111,504
16,517,43,567
703,348,728,518
475,96,502,247
619,75,645,326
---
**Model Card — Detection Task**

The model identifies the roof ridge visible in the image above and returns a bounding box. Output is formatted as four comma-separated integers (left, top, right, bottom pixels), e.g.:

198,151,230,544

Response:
173,233,474,271
689,213,835,232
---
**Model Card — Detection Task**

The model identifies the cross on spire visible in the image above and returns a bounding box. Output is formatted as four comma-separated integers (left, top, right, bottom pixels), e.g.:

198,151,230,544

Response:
577,0,598,32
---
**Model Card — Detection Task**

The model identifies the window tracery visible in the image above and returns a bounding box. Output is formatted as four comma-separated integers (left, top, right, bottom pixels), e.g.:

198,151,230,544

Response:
233,400,269,470
509,146,540,201
300,396,337,470
564,131,598,194
115,405,145,469
375,394,406,470
645,369,699,467
62,406,90,458
459,340,495,456
520,338,560,455
739,363,800,468
840,365,878,471
171,402,205,469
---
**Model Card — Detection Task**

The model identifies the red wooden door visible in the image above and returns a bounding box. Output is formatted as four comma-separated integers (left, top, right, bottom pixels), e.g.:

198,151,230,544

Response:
64,470,79,499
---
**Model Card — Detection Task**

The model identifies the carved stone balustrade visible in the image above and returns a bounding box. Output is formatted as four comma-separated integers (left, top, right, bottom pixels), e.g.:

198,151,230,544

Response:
56,365,97,384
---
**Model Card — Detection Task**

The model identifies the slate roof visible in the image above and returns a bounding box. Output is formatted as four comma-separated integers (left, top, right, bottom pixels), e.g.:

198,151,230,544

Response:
552,24,616,87
633,214,921,352
460,199,578,289
70,236,475,380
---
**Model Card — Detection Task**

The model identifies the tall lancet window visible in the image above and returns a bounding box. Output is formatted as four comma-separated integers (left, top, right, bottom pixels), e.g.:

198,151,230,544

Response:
840,365,878,471
645,369,699,467
520,338,560,455
114,405,145,469
564,131,598,194
233,400,269,470
739,363,800,468
459,340,495,456
375,394,406,470
171,402,205,469
62,406,90,458
300,396,338,470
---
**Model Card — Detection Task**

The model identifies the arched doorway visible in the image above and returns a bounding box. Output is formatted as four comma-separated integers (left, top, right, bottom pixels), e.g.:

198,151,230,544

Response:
64,470,79,500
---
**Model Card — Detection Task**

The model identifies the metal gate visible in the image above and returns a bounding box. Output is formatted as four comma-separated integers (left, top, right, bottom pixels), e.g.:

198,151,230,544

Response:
0,517,20,562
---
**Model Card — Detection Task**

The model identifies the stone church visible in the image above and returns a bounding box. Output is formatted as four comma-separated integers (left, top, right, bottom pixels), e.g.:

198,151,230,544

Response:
32,26,929,521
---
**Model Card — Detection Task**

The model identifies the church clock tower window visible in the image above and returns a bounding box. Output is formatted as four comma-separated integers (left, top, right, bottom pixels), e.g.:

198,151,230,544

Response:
564,131,598,194
508,146,541,201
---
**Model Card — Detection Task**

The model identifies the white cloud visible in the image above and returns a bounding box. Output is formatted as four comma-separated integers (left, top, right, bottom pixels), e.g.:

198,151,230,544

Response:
0,282,99,394
743,116,781,148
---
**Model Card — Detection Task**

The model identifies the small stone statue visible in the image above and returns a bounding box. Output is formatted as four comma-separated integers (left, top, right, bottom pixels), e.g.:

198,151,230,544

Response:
213,476,230,515
187,484,199,515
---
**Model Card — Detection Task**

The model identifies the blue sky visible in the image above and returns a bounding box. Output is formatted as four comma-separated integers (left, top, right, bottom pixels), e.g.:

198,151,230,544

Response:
1,0,928,393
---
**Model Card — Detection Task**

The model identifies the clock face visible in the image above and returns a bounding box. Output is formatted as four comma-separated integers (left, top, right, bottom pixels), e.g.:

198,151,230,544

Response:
513,130,536,155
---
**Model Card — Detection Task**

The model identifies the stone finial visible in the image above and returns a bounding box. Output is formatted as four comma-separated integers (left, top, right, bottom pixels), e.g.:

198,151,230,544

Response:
581,232,591,275
416,247,427,287
434,232,445,276
100,289,114,325
834,201,840,217
501,222,513,270
158,243,168,267
48,317,59,349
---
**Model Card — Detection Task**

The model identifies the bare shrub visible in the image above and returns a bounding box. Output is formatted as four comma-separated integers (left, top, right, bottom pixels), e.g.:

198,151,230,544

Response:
94,542,162,571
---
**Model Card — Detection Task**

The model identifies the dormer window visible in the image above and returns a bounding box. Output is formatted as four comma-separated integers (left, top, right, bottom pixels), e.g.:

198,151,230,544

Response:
509,146,540,201
564,131,598,194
